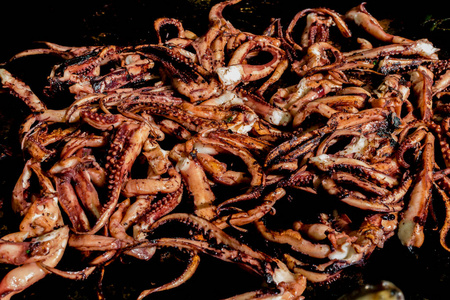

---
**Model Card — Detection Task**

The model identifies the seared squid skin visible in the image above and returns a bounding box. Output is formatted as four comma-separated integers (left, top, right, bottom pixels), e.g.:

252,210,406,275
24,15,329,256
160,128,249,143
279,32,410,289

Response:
3,0,450,299
144,213,307,299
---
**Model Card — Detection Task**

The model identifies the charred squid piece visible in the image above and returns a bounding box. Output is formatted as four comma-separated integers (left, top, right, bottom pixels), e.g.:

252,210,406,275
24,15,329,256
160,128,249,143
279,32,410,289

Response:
109,198,155,260
144,213,307,299
310,155,399,188
256,58,290,97
171,132,268,220
408,66,434,121
0,226,69,266
52,174,92,232
329,108,390,130
290,88,368,117
264,126,332,168
171,142,217,220
37,264,97,282
20,118,78,162
234,88,292,127
14,162,65,237
0,226,70,300
196,134,266,192
377,57,432,74
196,152,250,186
0,68,47,112
283,212,399,283
322,173,412,213
265,108,390,169
249,119,294,143
398,132,435,248
58,93,105,124
320,176,402,212
191,0,242,73
432,67,450,96
45,45,127,95
154,17,190,46
213,187,287,231
345,3,412,44
291,42,345,77
119,90,259,133
59,131,109,159
273,73,343,112
132,186,184,241
432,118,450,168
89,57,157,94
255,218,332,259
331,171,390,197
49,153,107,231
396,123,428,169
434,177,450,252
315,129,367,158
114,86,184,110
5,42,97,62
122,164,182,197
291,93,369,128
137,44,222,102
277,168,319,194
79,120,153,235
207,129,274,160
285,8,351,51
12,159,34,215
216,39,286,90
157,119,193,140
343,39,440,62
371,74,411,118
136,251,201,300
5,159,71,298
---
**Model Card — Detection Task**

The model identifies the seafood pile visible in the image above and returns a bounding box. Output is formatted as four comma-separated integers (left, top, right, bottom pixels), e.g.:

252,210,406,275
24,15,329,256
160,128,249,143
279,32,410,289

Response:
0,0,450,299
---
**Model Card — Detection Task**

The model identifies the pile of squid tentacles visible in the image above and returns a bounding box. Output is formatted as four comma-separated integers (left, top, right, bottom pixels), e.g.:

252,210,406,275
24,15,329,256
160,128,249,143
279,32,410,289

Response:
1,0,450,299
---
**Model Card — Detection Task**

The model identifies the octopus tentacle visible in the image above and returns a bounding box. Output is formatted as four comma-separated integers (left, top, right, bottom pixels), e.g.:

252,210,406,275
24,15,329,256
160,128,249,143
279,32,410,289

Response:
46,45,125,94
285,8,351,51
396,125,428,168
0,68,47,112
434,177,450,252
310,154,399,188
216,40,286,90
292,42,344,77
109,198,157,260
213,187,286,230
154,17,187,45
133,185,184,240
81,121,152,234
136,252,200,300
38,264,96,281
146,213,307,298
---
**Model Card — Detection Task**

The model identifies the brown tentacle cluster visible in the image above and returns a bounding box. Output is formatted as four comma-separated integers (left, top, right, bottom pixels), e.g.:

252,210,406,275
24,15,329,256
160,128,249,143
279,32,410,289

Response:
2,1,450,299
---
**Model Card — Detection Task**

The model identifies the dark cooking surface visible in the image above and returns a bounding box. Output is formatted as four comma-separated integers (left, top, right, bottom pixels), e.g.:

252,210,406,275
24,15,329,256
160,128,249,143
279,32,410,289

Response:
1,0,450,299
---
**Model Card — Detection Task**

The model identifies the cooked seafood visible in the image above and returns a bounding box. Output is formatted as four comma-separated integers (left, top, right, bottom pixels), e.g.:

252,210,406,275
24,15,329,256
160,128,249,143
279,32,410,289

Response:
1,0,450,299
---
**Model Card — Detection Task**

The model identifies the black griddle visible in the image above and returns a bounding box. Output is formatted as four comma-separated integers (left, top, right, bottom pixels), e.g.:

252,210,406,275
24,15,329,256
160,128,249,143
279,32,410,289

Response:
0,1,449,299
